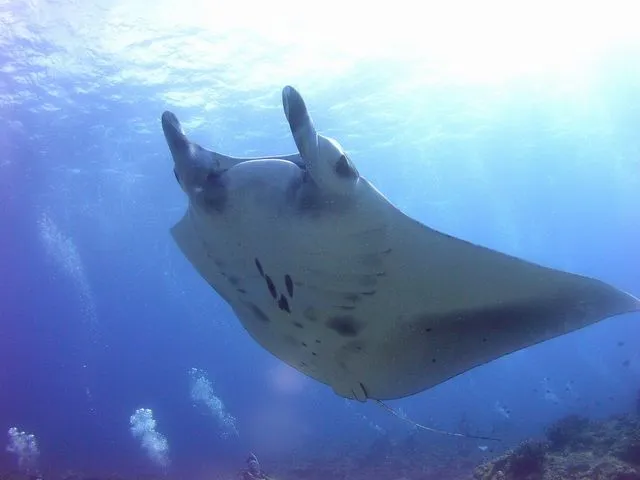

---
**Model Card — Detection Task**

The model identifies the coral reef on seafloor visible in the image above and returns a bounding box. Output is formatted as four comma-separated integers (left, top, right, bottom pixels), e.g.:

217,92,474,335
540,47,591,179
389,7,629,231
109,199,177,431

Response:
1,410,639,480
474,414,640,480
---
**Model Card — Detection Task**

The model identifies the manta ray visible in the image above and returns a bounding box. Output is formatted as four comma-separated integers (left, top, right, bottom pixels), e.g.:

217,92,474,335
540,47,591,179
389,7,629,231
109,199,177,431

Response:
161,86,639,405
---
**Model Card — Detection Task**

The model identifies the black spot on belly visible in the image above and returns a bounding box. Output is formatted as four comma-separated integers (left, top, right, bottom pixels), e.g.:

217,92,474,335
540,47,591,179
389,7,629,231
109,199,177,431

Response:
227,275,240,286
265,275,277,299
245,302,270,323
278,294,290,313
237,288,247,294
255,258,264,277
285,274,294,297
326,316,362,337
293,321,304,329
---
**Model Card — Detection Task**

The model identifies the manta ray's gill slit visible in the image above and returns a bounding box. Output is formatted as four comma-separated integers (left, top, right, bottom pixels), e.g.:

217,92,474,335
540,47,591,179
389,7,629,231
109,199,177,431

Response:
343,293,361,303
245,301,271,323
350,342,364,353
297,339,318,365
326,315,363,337
299,263,384,285
335,304,356,311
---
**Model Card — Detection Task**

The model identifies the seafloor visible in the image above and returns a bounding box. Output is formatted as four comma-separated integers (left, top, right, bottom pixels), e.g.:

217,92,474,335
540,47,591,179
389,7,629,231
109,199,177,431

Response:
3,409,640,480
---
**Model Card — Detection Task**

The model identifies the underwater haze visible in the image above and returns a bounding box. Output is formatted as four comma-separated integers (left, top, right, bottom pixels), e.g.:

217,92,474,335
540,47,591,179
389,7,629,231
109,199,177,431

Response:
1,0,640,478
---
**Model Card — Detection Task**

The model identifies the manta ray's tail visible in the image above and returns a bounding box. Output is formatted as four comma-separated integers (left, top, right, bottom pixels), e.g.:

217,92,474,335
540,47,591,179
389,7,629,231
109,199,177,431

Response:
375,400,502,442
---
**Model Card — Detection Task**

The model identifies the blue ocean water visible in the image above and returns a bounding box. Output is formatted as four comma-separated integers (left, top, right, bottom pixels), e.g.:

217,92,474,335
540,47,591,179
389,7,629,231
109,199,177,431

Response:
1,1,639,478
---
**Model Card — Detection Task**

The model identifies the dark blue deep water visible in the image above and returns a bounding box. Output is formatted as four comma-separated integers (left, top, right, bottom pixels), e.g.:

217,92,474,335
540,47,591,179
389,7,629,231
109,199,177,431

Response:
1,1,639,478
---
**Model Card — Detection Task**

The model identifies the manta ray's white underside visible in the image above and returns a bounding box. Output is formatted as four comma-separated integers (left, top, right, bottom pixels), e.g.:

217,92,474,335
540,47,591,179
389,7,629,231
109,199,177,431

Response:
161,86,640,402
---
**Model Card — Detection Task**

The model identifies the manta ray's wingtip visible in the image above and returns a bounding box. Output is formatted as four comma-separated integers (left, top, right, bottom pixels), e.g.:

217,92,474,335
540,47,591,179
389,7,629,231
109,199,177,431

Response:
611,286,640,314
628,293,640,312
